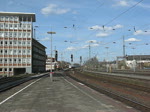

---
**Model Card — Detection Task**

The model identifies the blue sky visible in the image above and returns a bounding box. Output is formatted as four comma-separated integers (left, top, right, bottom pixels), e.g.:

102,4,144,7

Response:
0,0,150,63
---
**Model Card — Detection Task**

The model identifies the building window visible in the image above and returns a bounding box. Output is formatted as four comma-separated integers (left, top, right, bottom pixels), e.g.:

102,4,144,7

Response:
0,16,4,21
27,33,31,38
10,24,13,29
5,32,8,37
14,24,18,29
18,32,22,38
14,17,18,21
5,24,8,29
4,68,7,72
0,59,3,63
0,32,4,37
9,50,13,55
0,41,3,46
18,41,21,45
0,68,2,71
23,24,26,29
5,41,8,46
9,68,12,71
14,50,17,54
9,59,12,63
27,41,31,45
0,50,3,53
22,58,26,63
18,50,21,54
13,41,17,45
14,59,17,63
10,16,13,21
5,59,7,63
27,49,31,54
0,23,4,29
9,41,12,45
14,32,17,37
23,32,26,37
27,24,31,29
18,59,21,63
9,32,12,37
23,49,26,54
27,59,31,64
22,41,26,46
5,16,9,21
4,50,7,54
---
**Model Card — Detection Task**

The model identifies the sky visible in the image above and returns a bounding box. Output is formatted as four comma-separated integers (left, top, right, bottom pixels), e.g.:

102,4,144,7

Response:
0,0,150,63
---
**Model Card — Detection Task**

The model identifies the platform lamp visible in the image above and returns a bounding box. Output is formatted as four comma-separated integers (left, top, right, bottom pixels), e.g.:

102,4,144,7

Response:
47,31,56,81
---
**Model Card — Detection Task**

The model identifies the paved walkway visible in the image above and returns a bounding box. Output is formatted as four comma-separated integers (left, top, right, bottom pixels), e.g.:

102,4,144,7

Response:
0,73,139,112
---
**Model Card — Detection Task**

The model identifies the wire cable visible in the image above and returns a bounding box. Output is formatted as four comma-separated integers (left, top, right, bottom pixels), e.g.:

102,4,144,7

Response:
104,0,144,26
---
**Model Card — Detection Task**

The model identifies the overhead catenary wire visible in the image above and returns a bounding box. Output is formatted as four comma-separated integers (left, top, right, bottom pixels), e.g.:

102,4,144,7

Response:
104,0,144,26
85,0,144,39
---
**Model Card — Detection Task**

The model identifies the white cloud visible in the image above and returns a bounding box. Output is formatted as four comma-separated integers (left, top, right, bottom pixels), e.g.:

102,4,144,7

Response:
113,0,130,7
91,43,99,47
81,43,99,49
41,4,70,15
82,45,89,49
113,0,150,9
96,32,110,37
89,25,103,30
66,46,76,51
113,24,124,29
89,24,123,31
125,38,141,42
89,24,123,37
134,30,150,35
38,37,50,41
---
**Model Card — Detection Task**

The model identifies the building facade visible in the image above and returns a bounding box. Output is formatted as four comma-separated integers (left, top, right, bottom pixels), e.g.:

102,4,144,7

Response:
0,12,46,76
125,55,150,69
32,39,46,73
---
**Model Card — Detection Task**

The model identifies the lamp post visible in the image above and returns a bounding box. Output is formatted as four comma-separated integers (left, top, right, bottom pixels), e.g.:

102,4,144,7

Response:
47,31,56,81
105,47,109,72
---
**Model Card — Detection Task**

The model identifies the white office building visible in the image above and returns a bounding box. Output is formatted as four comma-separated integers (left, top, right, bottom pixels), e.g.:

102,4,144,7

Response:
0,12,46,76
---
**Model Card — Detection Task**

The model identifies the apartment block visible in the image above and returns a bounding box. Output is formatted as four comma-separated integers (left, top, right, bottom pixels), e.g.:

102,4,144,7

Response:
0,12,46,76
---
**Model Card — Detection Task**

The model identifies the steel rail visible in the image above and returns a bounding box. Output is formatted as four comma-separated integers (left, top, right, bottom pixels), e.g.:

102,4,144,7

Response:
67,73,150,112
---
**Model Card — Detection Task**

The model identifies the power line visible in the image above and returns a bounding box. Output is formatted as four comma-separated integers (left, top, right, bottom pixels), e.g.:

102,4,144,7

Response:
104,0,144,26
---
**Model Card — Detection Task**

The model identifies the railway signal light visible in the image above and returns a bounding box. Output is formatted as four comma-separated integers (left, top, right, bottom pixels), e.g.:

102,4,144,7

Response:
80,56,82,64
55,50,58,61
71,54,73,62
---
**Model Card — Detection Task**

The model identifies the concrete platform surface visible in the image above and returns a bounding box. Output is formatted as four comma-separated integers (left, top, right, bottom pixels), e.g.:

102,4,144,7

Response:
0,73,140,112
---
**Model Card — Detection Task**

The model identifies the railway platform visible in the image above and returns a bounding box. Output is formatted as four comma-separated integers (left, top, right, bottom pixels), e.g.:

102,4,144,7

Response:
0,72,140,112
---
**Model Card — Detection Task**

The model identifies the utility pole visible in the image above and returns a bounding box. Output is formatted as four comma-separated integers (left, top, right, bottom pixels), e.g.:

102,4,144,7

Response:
123,36,125,58
89,44,91,59
105,47,109,72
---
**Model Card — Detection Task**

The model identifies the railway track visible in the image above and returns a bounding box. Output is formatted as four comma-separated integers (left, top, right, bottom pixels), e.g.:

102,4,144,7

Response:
83,70,150,93
65,70,150,112
0,77,25,85
0,73,48,92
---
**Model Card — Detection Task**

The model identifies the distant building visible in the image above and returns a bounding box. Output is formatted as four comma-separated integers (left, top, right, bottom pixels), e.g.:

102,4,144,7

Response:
46,57,58,71
0,12,46,76
125,55,150,69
